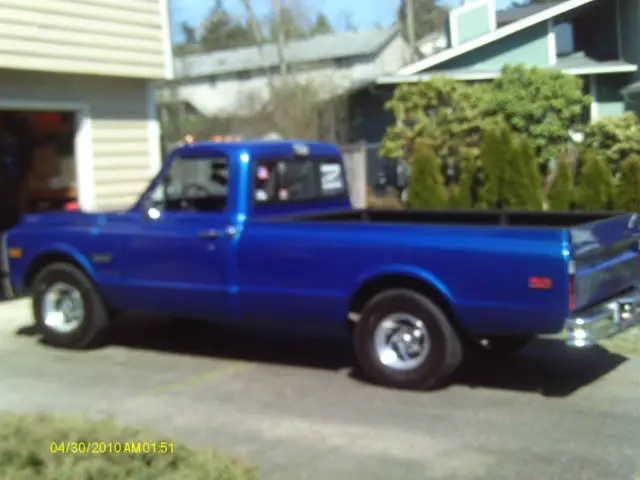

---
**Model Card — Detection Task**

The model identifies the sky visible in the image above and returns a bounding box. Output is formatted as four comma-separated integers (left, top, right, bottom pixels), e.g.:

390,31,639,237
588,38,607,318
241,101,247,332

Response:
170,0,515,42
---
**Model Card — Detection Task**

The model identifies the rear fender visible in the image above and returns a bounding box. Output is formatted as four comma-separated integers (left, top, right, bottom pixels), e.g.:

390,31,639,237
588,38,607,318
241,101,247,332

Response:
350,264,455,311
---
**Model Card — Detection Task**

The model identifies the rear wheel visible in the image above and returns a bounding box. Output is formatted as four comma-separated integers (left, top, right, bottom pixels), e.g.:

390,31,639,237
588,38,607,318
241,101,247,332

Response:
32,262,110,349
354,289,463,390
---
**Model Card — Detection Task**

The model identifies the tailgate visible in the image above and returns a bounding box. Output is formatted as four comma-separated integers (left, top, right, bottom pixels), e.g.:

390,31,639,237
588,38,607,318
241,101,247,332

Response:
570,213,640,311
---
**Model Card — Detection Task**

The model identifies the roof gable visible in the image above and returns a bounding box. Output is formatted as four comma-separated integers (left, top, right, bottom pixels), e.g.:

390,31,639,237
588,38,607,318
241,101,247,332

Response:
397,0,596,76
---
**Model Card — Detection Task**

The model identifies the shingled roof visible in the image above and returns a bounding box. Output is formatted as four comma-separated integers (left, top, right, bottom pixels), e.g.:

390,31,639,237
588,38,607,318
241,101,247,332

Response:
174,27,399,78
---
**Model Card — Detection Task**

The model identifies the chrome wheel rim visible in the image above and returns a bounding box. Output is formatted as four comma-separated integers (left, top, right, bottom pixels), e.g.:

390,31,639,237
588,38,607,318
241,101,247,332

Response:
373,313,430,371
41,282,85,334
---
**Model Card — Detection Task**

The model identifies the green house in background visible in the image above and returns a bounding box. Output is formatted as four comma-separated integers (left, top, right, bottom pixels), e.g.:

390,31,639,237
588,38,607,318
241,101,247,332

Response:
378,0,640,122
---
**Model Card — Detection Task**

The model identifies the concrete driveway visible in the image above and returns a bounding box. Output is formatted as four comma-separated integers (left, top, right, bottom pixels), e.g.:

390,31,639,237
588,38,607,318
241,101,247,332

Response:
0,298,639,480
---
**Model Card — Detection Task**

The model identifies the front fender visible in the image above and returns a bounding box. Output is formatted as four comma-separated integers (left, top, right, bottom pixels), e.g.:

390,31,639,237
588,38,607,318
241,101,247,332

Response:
22,243,97,286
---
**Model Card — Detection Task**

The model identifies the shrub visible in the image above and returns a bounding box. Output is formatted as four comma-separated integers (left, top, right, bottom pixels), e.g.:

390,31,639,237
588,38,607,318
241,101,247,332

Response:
574,150,613,211
0,412,256,480
615,155,640,212
583,112,640,174
406,140,447,209
547,157,574,211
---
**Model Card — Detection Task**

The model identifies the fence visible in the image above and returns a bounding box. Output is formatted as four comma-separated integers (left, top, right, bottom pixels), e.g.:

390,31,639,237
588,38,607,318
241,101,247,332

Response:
340,142,368,208
342,141,410,207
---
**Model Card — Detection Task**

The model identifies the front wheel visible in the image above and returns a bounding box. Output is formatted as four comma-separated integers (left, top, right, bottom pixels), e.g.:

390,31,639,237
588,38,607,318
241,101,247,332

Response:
32,262,110,349
354,289,463,390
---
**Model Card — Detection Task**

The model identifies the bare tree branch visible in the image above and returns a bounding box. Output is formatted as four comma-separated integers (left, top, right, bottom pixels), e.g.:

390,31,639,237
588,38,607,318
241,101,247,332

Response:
240,0,275,86
272,0,289,76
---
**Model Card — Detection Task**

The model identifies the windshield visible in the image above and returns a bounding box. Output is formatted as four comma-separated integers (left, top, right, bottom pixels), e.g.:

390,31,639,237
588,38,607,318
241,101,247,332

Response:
253,157,348,204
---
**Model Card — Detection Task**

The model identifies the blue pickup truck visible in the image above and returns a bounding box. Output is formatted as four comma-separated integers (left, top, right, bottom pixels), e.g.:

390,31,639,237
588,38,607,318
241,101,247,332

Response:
2,139,639,389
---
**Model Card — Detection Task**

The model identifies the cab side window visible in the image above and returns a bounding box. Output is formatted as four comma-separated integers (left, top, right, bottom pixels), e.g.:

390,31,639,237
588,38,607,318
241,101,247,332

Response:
149,155,229,213
253,158,347,203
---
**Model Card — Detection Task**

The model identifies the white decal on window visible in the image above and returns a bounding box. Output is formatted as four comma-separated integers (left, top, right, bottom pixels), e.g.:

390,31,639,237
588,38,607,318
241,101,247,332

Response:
320,164,344,192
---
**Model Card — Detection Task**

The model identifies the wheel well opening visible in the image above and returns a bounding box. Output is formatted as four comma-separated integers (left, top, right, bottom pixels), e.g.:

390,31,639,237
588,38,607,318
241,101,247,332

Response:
348,274,466,336
25,253,85,289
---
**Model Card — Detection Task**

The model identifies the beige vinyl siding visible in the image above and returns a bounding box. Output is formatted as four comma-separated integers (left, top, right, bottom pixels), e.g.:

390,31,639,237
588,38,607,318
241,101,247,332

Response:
0,0,167,79
0,69,155,210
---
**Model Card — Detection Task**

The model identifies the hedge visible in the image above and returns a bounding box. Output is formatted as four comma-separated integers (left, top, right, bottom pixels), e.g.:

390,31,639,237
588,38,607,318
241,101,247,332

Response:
0,412,257,480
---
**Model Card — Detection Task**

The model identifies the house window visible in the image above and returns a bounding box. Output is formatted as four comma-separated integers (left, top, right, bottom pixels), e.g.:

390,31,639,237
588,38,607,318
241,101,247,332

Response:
554,22,575,56
335,57,352,68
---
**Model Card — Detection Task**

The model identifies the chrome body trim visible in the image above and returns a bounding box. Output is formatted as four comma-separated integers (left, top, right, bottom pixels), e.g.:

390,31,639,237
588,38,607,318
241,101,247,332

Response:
564,288,639,347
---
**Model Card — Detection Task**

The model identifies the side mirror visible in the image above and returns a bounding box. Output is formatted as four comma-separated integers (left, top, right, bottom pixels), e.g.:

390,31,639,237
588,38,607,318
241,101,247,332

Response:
140,196,162,221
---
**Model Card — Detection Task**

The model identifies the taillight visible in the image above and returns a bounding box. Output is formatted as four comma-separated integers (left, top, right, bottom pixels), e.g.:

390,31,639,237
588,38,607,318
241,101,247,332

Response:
568,259,576,311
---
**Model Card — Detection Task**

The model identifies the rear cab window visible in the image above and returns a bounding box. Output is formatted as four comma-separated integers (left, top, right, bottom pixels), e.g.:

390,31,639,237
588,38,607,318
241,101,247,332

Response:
253,157,348,204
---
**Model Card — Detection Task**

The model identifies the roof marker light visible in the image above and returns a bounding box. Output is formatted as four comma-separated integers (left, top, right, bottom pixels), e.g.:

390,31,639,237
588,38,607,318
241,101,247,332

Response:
292,143,309,156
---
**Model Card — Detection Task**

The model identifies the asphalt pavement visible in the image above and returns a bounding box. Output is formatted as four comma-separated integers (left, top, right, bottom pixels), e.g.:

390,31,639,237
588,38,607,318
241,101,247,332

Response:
0,298,639,480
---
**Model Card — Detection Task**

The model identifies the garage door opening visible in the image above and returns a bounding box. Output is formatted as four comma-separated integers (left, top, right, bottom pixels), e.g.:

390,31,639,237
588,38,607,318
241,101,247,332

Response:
0,110,78,230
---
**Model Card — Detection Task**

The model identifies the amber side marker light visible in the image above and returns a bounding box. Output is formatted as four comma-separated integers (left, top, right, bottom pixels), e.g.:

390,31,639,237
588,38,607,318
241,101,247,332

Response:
8,248,22,259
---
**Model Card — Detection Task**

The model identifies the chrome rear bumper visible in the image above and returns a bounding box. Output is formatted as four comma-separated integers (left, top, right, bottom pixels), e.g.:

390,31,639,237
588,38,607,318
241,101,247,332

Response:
564,288,639,347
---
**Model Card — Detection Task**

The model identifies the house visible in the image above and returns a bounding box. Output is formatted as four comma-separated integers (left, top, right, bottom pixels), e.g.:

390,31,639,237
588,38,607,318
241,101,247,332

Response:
353,0,640,143
0,0,172,213
156,27,410,122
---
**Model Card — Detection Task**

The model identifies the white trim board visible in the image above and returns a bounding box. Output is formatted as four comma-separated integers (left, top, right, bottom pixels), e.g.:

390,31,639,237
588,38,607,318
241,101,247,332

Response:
589,75,599,121
145,81,163,176
397,0,597,76
377,71,500,83
448,0,497,47
615,0,623,60
0,98,96,212
160,0,175,80
564,64,638,75
376,63,638,84
547,20,557,65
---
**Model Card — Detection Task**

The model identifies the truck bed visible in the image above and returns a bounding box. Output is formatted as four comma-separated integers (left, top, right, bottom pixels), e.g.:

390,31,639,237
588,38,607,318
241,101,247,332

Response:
274,207,639,315
284,208,619,228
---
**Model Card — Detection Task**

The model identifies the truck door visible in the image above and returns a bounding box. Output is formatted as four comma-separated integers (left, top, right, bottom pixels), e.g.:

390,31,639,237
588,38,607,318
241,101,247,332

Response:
118,152,236,319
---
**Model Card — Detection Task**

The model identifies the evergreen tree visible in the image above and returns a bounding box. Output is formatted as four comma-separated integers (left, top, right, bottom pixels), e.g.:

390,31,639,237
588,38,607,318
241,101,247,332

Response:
309,13,333,36
267,6,307,41
397,0,448,42
512,136,544,210
547,157,574,211
574,150,613,211
477,122,515,209
615,155,640,211
406,140,447,209
199,0,254,52
449,159,475,208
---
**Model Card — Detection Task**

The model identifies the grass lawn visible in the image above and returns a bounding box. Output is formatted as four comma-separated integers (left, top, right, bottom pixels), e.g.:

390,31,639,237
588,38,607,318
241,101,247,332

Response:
601,326,640,357
0,412,257,479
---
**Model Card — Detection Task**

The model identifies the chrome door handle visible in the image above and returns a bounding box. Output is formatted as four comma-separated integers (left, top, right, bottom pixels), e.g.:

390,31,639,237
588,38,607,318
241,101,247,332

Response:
198,229,219,239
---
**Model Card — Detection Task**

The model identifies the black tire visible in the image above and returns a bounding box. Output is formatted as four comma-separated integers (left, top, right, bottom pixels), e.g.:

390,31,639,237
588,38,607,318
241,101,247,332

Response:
31,262,110,349
471,335,535,356
354,289,463,390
